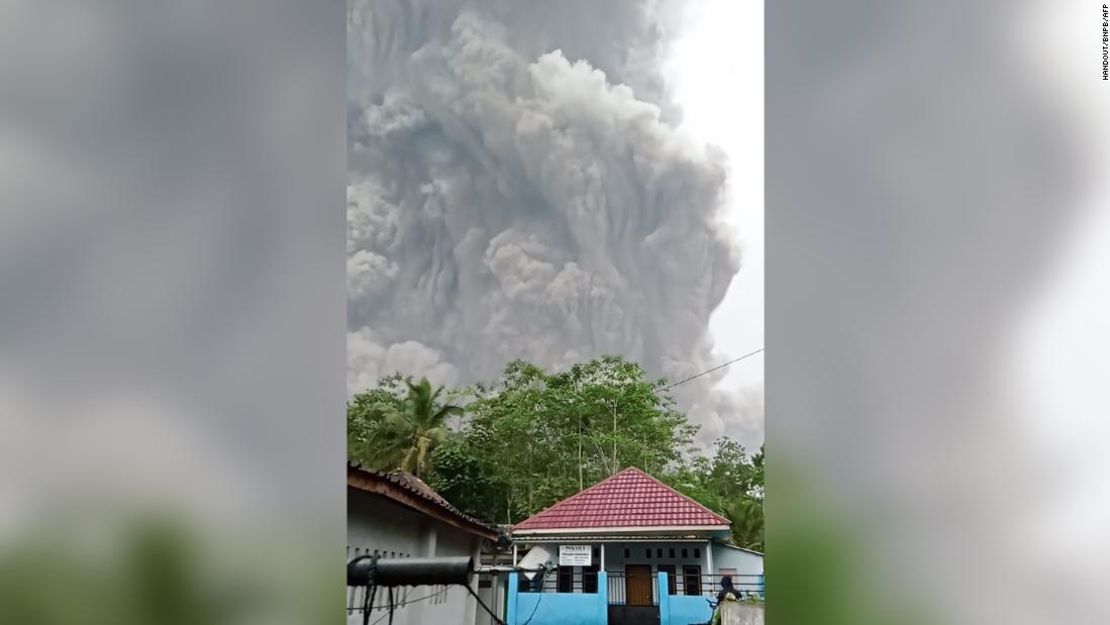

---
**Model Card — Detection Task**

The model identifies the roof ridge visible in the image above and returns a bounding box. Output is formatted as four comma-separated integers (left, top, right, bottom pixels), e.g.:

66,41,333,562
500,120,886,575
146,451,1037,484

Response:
513,466,731,530
514,467,638,525
633,469,731,525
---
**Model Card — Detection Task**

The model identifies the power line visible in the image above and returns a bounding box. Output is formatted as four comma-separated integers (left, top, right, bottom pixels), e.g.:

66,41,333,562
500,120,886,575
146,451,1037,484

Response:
661,348,764,391
518,587,543,625
466,585,508,625
362,589,444,625
362,585,510,625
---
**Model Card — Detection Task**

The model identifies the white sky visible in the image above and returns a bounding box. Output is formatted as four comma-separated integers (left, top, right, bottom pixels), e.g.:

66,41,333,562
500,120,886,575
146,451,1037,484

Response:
662,0,1109,582
667,0,765,393
667,2,1110,526
1010,0,1110,547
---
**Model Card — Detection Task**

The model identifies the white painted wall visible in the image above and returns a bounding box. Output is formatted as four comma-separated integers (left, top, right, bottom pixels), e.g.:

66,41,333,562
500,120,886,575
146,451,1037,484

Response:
603,541,714,601
710,544,763,577
347,487,482,625
516,540,716,600
474,571,506,625
601,541,711,575
513,540,765,602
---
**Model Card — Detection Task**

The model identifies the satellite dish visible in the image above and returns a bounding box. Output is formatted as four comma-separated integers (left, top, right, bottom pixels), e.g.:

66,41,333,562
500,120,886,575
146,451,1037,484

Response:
516,545,552,580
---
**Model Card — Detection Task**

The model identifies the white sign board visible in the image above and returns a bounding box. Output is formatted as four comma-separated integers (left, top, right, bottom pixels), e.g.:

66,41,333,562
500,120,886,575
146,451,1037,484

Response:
559,545,592,566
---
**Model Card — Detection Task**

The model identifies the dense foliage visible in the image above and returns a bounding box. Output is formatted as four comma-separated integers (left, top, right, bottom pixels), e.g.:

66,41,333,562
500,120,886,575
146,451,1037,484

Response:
348,355,764,551
347,376,463,478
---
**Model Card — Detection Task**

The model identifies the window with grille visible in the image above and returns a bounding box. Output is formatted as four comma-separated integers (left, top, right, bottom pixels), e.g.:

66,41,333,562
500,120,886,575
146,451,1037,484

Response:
582,565,598,593
558,566,574,593
683,565,702,596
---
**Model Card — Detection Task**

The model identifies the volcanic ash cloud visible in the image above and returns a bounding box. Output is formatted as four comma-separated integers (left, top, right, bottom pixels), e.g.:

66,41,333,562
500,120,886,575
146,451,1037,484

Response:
347,0,758,446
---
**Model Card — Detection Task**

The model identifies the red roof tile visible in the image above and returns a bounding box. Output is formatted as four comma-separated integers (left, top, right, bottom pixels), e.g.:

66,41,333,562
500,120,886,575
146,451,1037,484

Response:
513,467,730,532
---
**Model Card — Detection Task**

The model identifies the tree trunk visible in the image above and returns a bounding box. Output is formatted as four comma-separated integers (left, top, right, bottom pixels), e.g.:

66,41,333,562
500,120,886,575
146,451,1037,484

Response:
611,402,618,474
578,411,583,490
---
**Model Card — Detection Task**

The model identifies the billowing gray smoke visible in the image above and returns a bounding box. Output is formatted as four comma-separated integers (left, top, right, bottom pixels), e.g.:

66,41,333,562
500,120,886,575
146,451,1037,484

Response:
347,0,756,445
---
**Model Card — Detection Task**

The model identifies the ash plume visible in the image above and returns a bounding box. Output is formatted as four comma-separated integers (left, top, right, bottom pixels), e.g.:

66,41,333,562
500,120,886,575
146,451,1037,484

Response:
347,0,757,446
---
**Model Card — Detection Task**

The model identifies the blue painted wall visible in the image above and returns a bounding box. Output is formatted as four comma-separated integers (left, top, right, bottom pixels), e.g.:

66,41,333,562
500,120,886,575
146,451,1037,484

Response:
667,596,712,625
507,575,519,625
508,571,608,625
514,593,600,625
658,572,712,625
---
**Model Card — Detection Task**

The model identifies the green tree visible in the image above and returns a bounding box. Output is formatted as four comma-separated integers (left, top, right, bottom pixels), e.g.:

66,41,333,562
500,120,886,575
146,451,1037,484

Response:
348,358,764,539
458,356,696,523
348,376,462,478
347,373,407,457
723,496,764,551
426,435,505,519
666,440,764,551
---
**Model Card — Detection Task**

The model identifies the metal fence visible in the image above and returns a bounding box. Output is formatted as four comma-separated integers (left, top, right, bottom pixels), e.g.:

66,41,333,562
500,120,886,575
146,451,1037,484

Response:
517,569,602,594
686,574,764,600
608,572,764,604
606,571,658,606
514,570,764,602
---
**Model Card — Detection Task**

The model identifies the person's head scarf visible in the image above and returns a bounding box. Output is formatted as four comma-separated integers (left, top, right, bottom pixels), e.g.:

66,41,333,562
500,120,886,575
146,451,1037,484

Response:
720,575,738,601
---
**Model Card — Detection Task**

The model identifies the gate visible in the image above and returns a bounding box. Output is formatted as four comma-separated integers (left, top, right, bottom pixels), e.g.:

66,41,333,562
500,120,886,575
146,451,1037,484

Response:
607,571,660,625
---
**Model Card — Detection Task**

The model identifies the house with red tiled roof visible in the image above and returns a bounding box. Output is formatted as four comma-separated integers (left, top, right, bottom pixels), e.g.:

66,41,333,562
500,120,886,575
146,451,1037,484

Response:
505,467,763,625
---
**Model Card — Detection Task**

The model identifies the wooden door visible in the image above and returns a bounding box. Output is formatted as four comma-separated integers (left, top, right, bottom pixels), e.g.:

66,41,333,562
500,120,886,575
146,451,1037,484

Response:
625,565,653,606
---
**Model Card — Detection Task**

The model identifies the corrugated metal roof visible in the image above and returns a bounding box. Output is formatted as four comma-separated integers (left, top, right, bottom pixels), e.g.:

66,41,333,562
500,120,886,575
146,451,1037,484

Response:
512,467,730,532
347,461,499,539
714,543,765,557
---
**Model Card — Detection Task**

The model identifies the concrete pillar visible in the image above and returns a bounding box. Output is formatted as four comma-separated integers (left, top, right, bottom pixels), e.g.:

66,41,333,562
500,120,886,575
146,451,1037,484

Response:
507,573,519,625
596,571,608,625
657,572,671,625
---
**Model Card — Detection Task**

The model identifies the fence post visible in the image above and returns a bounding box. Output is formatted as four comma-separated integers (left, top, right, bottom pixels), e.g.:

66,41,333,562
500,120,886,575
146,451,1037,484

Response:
507,574,519,625
597,571,608,625
657,572,671,625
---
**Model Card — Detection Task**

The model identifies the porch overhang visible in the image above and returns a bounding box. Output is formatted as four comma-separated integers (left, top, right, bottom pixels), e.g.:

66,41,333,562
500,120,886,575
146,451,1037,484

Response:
512,534,718,544
512,524,730,537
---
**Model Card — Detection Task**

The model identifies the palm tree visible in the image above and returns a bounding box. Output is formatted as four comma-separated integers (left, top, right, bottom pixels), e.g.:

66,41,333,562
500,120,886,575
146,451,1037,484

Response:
724,497,765,552
364,378,461,478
